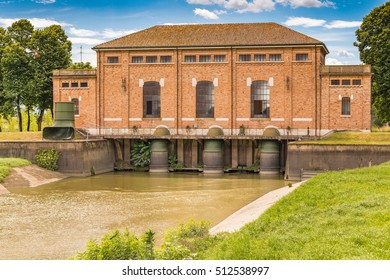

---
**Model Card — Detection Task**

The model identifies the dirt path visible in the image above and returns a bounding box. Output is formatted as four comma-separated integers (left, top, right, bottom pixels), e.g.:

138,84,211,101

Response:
1,164,67,190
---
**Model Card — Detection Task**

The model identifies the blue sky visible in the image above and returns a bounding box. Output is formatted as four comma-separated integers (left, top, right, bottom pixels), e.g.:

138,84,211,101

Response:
0,0,387,66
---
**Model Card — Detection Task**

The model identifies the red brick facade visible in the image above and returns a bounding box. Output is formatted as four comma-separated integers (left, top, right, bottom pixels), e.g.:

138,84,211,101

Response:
53,23,371,137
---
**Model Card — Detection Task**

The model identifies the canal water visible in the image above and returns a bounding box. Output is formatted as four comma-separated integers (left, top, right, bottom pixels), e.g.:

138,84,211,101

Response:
0,172,285,260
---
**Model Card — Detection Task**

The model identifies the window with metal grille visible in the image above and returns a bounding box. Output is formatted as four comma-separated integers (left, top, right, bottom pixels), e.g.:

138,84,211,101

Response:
269,54,282,61
254,54,266,62
71,98,79,115
160,56,172,63
214,55,226,62
251,80,270,118
239,54,251,62
80,82,88,88
107,57,119,63
132,56,143,63
342,79,351,85
184,55,196,62
352,79,362,85
146,56,157,63
143,81,160,118
341,97,351,115
196,81,214,118
331,79,340,85
71,82,78,88
61,82,69,88
199,55,211,62
296,53,309,61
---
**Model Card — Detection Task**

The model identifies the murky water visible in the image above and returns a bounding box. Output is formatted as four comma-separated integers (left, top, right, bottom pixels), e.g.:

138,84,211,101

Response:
0,172,285,260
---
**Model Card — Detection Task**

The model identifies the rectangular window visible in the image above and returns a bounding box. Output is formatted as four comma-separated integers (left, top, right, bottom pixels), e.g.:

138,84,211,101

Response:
107,57,119,63
146,56,157,63
296,53,309,61
269,54,282,61
342,97,351,115
80,82,88,88
239,54,251,62
132,56,143,63
199,55,211,62
331,79,340,85
71,82,78,88
160,56,172,63
146,101,153,115
342,79,351,85
214,55,226,62
254,54,266,62
184,55,196,62
61,82,69,88
352,79,362,85
72,98,79,115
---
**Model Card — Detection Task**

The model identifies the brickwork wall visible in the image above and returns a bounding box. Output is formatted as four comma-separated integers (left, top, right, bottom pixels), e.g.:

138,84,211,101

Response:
52,47,371,136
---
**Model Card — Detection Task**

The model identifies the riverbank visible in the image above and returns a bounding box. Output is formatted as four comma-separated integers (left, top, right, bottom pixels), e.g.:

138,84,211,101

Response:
1,164,67,190
210,181,304,234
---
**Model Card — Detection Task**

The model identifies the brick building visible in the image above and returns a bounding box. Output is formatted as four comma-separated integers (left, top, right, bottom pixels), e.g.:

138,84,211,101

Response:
52,23,372,173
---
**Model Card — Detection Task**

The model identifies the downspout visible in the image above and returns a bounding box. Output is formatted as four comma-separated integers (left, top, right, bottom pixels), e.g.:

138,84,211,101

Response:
314,45,318,137
176,48,179,135
230,46,234,136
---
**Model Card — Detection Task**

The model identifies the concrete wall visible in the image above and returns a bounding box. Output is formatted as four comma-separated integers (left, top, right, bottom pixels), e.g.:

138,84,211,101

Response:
0,140,115,176
285,144,390,180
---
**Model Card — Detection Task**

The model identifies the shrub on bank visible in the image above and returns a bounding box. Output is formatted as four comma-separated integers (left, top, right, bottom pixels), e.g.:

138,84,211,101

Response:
35,148,61,171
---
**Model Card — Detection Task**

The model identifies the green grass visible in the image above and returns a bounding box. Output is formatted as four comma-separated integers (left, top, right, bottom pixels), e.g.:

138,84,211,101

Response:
296,131,390,145
0,132,43,141
0,158,31,182
204,161,390,259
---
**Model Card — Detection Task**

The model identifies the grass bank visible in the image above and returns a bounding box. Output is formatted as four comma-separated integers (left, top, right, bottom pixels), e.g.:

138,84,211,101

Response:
0,132,43,141
0,158,31,182
296,131,390,145
204,161,390,259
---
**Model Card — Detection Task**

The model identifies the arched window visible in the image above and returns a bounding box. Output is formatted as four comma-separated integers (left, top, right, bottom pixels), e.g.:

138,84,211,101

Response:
143,81,160,118
196,81,214,118
251,80,270,118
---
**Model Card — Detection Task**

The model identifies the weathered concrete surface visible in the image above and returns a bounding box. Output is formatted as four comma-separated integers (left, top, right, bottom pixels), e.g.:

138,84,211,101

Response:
210,181,304,234
2,165,67,189
0,139,115,176
285,144,390,180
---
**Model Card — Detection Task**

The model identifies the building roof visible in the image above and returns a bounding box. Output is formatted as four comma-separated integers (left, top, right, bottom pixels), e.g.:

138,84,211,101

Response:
93,22,327,51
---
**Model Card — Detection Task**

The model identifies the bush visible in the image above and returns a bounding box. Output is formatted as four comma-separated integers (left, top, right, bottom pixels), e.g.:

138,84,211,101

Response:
157,220,224,260
72,228,145,260
130,141,151,167
72,220,226,260
35,148,61,171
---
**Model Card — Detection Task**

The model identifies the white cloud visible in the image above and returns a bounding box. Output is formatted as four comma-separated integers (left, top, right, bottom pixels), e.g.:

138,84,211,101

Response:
187,0,334,13
34,0,56,4
284,17,362,30
0,17,70,28
194,8,219,19
101,28,136,39
336,49,355,58
325,20,361,29
284,17,326,27
214,9,227,15
326,57,344,65
275,0,335,8
68,37,105,45
69,27,99,37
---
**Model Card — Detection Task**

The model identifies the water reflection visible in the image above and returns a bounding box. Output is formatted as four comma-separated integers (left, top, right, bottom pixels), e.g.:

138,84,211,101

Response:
0,172,285,259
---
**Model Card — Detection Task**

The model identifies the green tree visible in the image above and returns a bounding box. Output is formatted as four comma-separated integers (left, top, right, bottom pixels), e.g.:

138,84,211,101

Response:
67,61,94,70
30,25,72,130
1,43,34,131
355,1,390,123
